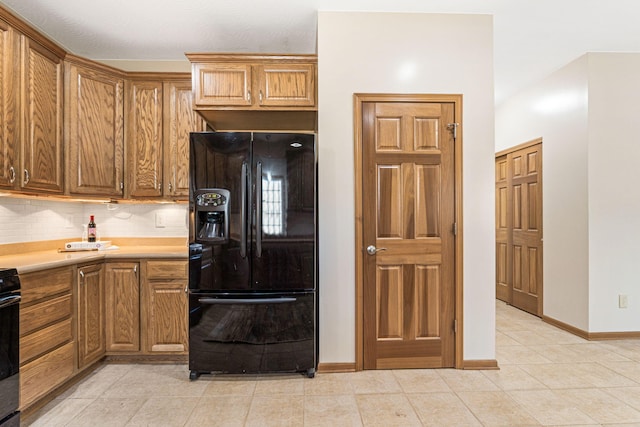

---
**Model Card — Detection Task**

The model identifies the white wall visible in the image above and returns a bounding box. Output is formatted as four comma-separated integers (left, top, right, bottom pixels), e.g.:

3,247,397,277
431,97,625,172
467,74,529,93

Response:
587,53,640,332
317,12,495,363
496,53,640,333
0,198,188,245
496,55,590,330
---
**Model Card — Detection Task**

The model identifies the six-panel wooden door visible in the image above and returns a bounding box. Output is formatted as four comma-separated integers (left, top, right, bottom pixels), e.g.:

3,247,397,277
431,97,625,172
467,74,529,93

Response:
495,140,543,316
362,101,456,369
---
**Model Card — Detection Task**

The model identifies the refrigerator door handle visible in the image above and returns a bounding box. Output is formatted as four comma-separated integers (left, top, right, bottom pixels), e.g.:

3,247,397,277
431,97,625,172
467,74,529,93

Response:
241,162,248,258
256,161,263,258
198,297,296,305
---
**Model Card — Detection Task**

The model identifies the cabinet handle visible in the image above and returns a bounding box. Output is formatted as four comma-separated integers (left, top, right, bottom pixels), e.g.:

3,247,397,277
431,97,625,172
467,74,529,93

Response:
133,265,137,275
8,166,15,184
79,270,85,279
247,90,251,103
23,169,29,185
120,182,124,190
168,182,173,192
259,90,263,104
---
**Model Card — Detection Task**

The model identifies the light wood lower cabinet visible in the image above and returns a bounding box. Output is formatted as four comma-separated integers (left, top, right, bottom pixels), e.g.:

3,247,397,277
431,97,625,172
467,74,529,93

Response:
142,260,188,354
19,267,74,410
77,263,106,369
18,257,187,410
20,342,74,410
105,262,140,352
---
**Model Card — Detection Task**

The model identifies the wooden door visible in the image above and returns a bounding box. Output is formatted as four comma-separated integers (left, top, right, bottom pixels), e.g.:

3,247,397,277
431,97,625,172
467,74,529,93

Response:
66,61,124,196
192,63,252,107
362,101,456,369
142,280,188,353
22,37,63,193
255,63,316,107
105,263,140,352
142,260,188,354
495,155,510,302
163,80,204,198
126,80,163,198
0,20,20,190
495,140,543,316
77,264,105,368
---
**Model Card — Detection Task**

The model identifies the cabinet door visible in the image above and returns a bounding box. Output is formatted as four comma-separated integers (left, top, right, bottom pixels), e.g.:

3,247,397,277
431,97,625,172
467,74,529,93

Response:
255,63,316,107
192,63,252,107
163,80,204,198
126,80,163,198
142,280,188,353
77,264,105,368
0,20,20,189
105,263,140,352
22,37,63,193
66,63,124,196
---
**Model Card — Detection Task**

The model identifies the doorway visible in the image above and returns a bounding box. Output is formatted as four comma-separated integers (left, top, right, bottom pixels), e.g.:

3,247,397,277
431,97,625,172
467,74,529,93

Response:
495,138,543,316
354,94,463,370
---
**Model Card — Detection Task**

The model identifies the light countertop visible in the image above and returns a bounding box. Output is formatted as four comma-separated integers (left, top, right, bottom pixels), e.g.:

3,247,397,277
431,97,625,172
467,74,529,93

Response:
0,245,187,274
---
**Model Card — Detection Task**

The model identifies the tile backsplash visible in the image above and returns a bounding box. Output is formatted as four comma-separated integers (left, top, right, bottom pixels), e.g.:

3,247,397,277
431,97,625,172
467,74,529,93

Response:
0,197,188,245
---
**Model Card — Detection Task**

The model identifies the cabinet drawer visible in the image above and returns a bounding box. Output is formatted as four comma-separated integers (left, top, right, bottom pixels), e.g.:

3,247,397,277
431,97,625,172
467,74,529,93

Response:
20,293,71,336
145,260,187,279
20,341,74,410
20,317,73,365
20,267,72,304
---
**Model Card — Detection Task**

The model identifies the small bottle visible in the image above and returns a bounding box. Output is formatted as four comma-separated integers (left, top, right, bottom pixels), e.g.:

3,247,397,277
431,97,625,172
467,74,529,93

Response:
87,215,97,242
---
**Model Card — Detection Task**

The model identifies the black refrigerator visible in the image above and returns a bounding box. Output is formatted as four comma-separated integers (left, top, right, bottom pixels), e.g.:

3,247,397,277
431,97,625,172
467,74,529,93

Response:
188,132,317,379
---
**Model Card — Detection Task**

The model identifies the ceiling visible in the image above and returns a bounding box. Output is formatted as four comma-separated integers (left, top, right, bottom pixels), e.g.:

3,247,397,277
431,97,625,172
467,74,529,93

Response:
2,0,639,104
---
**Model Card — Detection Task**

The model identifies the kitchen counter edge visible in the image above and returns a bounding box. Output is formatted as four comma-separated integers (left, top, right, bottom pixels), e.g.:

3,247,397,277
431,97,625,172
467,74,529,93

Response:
0,246,187,274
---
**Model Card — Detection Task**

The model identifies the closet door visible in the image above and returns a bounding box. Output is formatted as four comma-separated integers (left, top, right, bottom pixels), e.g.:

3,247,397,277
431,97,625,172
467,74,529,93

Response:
495,140,543,316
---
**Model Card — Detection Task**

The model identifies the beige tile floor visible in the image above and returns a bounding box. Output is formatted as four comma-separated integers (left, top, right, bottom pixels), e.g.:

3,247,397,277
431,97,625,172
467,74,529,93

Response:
24,300,640,426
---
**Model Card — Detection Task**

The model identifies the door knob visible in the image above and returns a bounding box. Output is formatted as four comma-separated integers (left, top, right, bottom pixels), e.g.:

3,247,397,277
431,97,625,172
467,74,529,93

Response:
366,245,387,255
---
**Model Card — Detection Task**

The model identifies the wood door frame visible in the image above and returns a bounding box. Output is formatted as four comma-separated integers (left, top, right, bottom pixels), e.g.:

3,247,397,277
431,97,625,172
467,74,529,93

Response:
353,93,464,370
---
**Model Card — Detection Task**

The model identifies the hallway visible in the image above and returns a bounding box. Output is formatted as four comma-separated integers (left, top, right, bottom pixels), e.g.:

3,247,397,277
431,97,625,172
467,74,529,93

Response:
25,301,640,426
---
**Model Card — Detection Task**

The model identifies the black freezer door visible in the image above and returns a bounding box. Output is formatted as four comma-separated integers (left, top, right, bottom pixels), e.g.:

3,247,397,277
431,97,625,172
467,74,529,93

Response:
251,133,316,291
190,132,251,291
189,292,316,375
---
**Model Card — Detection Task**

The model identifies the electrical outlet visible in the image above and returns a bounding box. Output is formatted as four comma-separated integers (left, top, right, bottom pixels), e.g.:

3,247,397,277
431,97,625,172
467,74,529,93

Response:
155,213,166,228
619,294,628,309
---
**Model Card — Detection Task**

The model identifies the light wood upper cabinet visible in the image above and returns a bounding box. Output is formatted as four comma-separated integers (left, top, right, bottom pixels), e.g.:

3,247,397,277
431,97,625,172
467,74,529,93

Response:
187,54,317,131
0,19,20,190
65,58,125,197
192,63,252,107
191,57,316,109
255,63,315,107
163,80,205,198
126,76,202,200
21,37,64,193
105,262,140,352
125,79,163,198
77,263,106,369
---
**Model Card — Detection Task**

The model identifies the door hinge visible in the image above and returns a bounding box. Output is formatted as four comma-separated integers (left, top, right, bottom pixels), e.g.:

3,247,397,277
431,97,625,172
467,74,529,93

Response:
452,222,458,236
447,123,459,139
453,319,458,333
